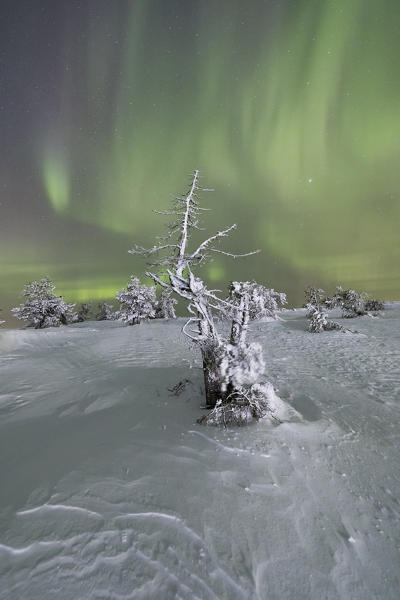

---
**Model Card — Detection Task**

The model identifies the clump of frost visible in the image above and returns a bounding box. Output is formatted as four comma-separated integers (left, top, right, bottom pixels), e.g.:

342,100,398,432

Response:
11,278,75,329
95,302,115,321
215,341,265,392
155,289,177,319
115,276,157,325
304,287,341,333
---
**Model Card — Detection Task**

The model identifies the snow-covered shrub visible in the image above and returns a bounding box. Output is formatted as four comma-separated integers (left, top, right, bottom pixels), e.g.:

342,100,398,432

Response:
327,287,385,317
328,286,367,318
304,286,326,309
306,304,327,333
227,281,286,321
306,303,341,333
115,276,157,325
365,299,385,312
11,278,75,329
0,309,4,326
95,302,115,321
304,287,341,333
73,303,92,323
155,289,177,319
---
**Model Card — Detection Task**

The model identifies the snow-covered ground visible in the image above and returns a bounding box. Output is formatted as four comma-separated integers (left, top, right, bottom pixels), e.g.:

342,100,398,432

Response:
0,305,400,599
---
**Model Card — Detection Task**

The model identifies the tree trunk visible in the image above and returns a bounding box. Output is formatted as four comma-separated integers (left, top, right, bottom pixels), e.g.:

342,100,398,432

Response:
230,293,249,345
201,345,223,408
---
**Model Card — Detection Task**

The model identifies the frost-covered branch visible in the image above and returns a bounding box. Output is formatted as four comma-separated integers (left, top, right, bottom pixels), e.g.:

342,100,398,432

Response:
190,224,237,259
177,169,200,274
208,248,260,259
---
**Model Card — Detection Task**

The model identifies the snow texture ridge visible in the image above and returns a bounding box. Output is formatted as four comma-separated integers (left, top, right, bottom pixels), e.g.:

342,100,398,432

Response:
0,304,400,599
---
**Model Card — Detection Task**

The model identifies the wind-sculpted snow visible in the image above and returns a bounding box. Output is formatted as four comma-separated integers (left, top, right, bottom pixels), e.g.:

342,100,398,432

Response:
0,307,400,599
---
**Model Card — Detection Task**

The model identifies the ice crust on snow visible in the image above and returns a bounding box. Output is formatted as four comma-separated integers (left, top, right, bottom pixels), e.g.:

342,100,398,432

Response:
0,305,400,598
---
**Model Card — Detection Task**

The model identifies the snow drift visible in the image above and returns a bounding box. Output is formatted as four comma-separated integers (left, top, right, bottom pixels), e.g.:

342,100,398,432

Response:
0,305,400,599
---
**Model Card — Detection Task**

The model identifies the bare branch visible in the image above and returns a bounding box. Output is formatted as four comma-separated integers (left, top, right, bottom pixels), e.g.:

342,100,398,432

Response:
205,291,237,309
167,269,188,287
190,224,237,259
144,271,170,289
208,248,261,259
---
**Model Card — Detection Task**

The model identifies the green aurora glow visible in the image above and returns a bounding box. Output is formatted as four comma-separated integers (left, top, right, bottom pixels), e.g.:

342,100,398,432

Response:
1,0,400,319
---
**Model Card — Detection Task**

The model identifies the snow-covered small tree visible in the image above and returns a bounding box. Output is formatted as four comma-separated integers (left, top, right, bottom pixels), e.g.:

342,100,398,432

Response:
307,304,341,333
11,278,75,329
328,286,384,317
227,281,286,321
155,289,177,319
95,302,115,321
73,302,92,323
115,276,157,325
328,286,367,318
304,287,341,333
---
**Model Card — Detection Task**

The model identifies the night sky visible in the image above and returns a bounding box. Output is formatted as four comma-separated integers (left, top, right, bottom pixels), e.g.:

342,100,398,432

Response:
1,0,400,320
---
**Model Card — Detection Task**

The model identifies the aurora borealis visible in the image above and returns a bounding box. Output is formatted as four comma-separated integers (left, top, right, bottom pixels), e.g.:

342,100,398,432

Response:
1,0,400,321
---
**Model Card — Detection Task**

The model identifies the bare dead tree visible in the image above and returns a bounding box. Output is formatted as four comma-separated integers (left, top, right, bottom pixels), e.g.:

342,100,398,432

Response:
130,170,259,409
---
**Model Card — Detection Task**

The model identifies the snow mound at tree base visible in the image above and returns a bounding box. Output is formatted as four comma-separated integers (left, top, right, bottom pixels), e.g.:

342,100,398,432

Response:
198,382,299,426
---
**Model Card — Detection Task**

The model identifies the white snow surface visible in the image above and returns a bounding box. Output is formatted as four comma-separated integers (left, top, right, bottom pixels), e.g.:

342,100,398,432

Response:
1,305,400,599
